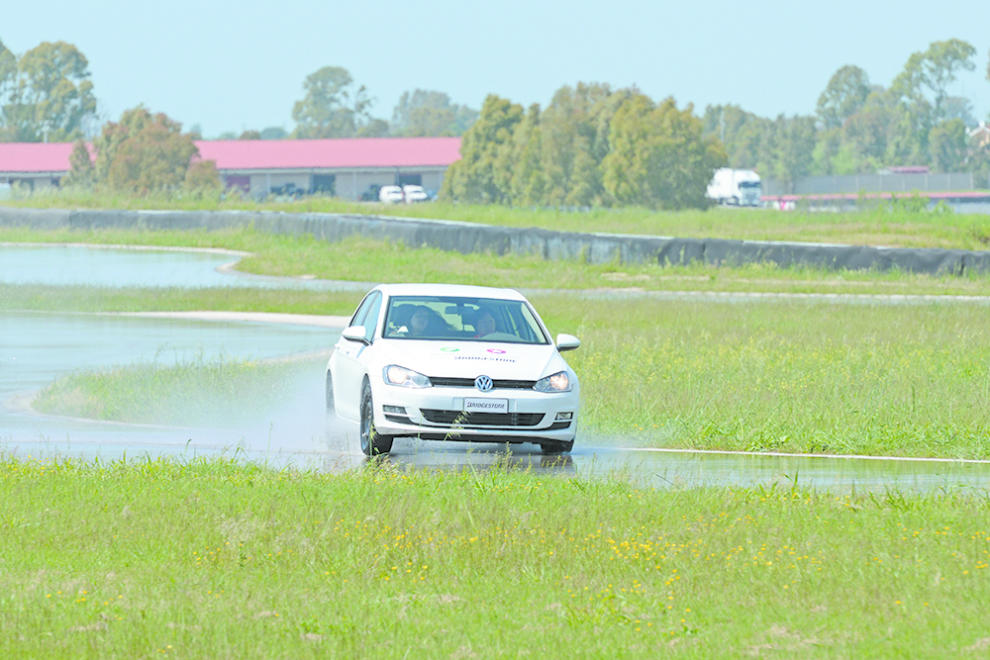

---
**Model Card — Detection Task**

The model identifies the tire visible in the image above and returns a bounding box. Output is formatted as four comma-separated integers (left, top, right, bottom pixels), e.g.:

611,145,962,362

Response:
359,380,393,456
325,371,335,416
540,438,574,454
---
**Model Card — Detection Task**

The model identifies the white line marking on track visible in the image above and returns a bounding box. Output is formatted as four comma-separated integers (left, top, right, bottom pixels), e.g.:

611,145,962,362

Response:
614,446,990,464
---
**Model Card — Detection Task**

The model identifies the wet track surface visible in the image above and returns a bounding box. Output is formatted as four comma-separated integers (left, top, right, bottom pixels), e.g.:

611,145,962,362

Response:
3,243,990,492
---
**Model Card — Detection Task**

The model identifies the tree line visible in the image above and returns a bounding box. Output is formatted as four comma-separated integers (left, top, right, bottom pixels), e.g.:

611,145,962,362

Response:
441,86,724,209
2,35,989,204
706,39,990,189
0,40,478,143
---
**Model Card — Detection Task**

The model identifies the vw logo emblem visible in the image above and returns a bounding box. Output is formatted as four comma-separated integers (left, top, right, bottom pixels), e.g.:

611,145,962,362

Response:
474,375,494,392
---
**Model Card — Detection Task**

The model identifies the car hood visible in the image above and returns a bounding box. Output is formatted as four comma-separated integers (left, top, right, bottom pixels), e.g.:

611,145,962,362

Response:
373,339,570,381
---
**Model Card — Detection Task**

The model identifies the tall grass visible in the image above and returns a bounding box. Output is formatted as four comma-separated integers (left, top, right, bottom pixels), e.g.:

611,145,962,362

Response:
4,186,990,249
539,296,990,458
1,458,989,657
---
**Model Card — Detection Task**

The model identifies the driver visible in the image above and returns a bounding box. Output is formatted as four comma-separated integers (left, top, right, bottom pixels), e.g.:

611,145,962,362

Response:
474,309,496,338
409,306,434,336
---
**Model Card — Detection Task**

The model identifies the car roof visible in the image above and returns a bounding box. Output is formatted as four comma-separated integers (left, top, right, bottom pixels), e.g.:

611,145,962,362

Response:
373,283,527,301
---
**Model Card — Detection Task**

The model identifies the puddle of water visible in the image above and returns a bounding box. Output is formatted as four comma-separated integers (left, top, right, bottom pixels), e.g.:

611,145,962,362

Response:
0,244,366,290
357,438,989,494
2,245,989,492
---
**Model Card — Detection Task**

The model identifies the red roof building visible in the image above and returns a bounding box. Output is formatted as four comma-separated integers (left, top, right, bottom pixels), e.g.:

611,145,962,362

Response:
0,137,463,200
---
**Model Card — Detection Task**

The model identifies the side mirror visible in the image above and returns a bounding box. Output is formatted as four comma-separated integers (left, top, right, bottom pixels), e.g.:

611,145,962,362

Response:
556,333,581,352
341,325,369,344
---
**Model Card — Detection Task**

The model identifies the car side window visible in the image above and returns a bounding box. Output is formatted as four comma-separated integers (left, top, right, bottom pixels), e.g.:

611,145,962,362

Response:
361,292,382,343
350,293,376,329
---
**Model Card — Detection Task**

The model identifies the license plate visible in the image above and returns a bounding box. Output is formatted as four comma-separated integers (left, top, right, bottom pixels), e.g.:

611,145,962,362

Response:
464,398,508,414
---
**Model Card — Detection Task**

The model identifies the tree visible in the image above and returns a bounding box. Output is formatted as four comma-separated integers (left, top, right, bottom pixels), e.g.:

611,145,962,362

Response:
0,41,97,142
90,106,204,193
391,89,478,136
928,118,968,171
356,118,389,137
538,82,620,206
62,139,94,187
184,159,222,192
892,39,976,125
602,94,725,209
768,115,817,189
816,65,871,130
940,96,976,126
238,129,261,140
838,89,894,171
0,40,14,119
507,104,546,206
702,104,771,169
291,66,373,138
440,94,522,203
260,126,288,140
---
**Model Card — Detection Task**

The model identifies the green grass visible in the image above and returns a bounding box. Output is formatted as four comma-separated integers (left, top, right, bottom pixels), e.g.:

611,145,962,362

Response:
29,293,990,460
540,295,990,458
7,225,990,296
0,283,361,316
5,200,990,656
1,458,989,657
8,224,990,458
4,187,990,249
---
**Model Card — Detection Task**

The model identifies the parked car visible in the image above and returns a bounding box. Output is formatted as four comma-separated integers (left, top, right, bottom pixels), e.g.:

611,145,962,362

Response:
360,184,382,201
402,184,429,203
378,185,404,203
326,283,581,456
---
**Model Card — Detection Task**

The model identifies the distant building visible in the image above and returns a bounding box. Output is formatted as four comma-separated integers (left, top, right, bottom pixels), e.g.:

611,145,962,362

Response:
970,121,990,149
0,137,463,200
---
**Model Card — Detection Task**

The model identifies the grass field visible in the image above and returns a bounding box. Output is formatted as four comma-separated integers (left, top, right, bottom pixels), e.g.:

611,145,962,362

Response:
0,283,361,316
2,458,988,657
4,201,990,656
7,225,990,296
5,224,990,458
4,187,990,249
26,290,990,459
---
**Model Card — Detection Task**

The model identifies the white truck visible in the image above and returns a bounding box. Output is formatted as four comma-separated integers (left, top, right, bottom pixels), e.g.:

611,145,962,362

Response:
707,168,762,207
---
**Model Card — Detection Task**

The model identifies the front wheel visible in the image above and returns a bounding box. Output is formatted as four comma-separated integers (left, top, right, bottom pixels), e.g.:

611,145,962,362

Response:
540,438,574,454
325,371,335,417
359,381,393,456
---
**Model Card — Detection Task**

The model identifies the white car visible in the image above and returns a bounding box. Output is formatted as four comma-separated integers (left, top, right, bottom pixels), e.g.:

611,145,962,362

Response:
378,185,404,203
402,184,429,203
326,283,581,456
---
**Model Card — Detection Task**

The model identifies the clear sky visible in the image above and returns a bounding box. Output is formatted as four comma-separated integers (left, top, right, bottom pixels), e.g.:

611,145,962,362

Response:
2,0,988,138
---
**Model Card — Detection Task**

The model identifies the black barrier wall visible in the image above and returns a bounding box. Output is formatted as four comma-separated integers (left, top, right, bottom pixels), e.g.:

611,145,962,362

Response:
2,206,989,276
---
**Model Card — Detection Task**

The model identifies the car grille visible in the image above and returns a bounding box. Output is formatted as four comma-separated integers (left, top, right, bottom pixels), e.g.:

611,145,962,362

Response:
420,409,545,427
429,377,537,389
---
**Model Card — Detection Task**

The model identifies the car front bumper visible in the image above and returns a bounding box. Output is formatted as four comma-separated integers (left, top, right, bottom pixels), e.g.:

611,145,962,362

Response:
373,381,579,443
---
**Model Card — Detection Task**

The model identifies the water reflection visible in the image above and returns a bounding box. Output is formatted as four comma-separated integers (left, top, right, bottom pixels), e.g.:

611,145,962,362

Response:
315,429,990,493
364,445,576,473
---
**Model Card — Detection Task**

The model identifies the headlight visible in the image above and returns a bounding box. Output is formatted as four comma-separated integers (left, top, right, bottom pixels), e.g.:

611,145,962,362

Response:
383,365,432,388
533,371,571,393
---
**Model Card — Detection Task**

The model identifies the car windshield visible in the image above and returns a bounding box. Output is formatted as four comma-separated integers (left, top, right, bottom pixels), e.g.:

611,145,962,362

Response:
383,295,549,344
